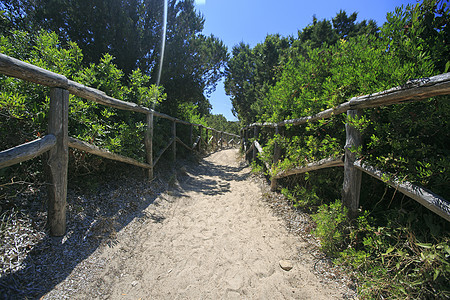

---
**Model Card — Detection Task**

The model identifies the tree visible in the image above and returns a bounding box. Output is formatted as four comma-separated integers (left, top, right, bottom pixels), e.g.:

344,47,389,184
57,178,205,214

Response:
224,35,290,124
158,1,228,115
204,114,239,135
298,16,338,49
0,0,228,118
225,11,378,125
224,42,256,124
381,0,449,73
1,0,159,76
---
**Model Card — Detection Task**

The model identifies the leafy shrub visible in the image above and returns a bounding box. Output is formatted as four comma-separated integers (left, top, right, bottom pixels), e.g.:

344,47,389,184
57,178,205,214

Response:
336,206,450,299
245,3,450,298
0,30,165,163
312,199,348,256
250,161,264,175
281,184,320,210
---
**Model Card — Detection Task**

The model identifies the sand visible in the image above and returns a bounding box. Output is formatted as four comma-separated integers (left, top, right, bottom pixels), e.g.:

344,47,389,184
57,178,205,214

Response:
48,149,348,299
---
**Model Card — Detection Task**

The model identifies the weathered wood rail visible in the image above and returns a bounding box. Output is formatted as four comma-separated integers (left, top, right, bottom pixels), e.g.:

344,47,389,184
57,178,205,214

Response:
0,53,239,236
241,72,450,222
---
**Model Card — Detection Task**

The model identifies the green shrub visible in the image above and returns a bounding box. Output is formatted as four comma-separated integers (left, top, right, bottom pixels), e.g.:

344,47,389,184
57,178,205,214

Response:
0,30,165,163
312,199,348,256
337,207,450,299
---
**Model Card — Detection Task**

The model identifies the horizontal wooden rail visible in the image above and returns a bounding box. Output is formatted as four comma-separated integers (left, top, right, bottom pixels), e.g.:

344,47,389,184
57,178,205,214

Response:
273,156,345,179
354,160,450,222
242,73,450,221
0,53,240,134
0,53,68,87
68,137,152,169
0,135,56,168
349,74,450,109
67,80,150,114
244,73,450,129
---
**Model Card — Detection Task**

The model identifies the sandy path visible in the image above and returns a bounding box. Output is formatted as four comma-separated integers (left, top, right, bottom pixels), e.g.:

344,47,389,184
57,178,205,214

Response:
62,149,345,299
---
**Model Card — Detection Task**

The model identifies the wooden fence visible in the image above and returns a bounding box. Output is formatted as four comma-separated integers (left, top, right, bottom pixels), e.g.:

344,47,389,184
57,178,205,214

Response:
0,53,239,236
241,73,450,222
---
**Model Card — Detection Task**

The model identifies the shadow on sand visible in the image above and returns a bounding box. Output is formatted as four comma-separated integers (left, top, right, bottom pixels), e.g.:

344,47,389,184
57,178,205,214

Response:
0,149,247,299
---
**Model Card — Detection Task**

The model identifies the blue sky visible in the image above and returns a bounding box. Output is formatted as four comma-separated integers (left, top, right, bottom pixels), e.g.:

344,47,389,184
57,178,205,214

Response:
194,0,417,121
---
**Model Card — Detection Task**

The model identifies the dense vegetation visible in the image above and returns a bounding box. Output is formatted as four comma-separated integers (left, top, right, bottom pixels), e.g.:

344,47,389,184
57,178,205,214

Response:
1,0,449,298
0,0,232,117
226,1,449,298
0,0,238,273
0,0,239,168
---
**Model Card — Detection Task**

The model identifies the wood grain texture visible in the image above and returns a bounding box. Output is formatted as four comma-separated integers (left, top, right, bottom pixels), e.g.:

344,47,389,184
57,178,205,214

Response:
68,137,151,169
0,135,56,169
342,110,363,217
354,160,450,222
0,53,68,87
273,156,344,179
46,88,69,236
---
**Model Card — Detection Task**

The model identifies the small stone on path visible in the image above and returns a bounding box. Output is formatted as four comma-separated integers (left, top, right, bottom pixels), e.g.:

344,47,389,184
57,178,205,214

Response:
279,260,293,271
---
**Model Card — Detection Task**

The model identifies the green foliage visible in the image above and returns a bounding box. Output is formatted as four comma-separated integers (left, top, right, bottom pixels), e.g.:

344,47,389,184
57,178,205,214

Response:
381,0,450,73
307,188,450,299
281,184,321,210
260,118,345,178
335,207,450,299
230,2,449,298
204,114,240,135
224,35,290,124
262,33,433,124
0,30,164,165
1,0,229,120
312,199,348,256
250,161,264,175
363,98,450,198
178,102,208,128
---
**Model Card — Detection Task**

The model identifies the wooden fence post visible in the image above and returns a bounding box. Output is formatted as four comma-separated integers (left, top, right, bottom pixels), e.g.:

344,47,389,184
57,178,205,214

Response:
205,128,209,151
189,124,193,149
240,129,244,152
46,88,69,236
244,129,249,159
271,126,281,191
342,109,363,218
253,126,259,162
172,121,176,162
199,126,203,151
145,111,154,179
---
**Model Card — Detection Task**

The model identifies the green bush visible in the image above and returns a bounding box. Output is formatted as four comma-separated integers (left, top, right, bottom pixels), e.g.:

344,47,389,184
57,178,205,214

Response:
0,30,165,163
336,207,450,299
245,3,450,298
312,199,348,256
